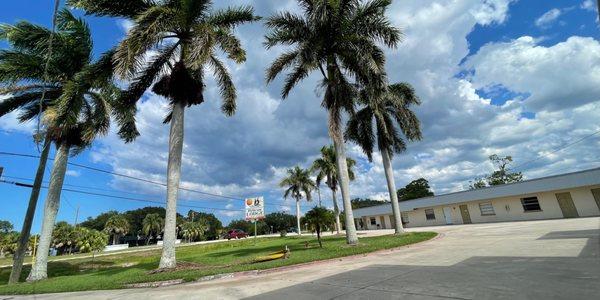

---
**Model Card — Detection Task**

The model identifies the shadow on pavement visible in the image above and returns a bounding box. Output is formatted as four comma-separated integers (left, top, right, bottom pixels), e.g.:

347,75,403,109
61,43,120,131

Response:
244,229,599,300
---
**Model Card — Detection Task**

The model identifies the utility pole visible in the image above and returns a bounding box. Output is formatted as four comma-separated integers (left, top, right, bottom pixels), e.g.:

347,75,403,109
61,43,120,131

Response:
597,0,600,21
0,167,4,178
73,204,80,227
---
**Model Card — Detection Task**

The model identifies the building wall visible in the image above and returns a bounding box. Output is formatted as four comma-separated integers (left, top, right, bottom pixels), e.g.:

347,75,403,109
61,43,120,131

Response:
357,185,600,229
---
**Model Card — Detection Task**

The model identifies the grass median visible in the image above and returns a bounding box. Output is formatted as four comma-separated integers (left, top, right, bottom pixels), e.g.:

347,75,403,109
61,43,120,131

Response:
0,232,436,295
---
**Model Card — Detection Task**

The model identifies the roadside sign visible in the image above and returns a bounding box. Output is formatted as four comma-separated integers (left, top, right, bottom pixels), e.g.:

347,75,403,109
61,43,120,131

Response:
245,197,265,221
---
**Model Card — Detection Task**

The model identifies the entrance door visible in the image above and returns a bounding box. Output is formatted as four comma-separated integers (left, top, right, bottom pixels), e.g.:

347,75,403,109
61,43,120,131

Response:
592,189,600,212
443,207,453,225
379,216,386,229
459,205,472,224
556,192,579,218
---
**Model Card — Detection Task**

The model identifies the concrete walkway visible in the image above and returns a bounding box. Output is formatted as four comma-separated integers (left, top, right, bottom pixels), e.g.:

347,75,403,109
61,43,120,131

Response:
9,217,600,299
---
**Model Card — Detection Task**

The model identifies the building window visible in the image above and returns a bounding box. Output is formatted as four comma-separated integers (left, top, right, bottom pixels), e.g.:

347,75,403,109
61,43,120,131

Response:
521,197,542,212
401,212,409,223
479,202,495,216
370,217,376,225
425,209,436,220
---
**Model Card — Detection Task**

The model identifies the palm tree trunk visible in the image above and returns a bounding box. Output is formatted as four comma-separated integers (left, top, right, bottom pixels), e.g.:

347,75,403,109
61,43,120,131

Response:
295,197,302,236
9,138,51,284
27,143,69,282
381,148,404,234
159,101,185,269
326,56,358,245
332,137,358,244
331,189,341,235
316,225,322,248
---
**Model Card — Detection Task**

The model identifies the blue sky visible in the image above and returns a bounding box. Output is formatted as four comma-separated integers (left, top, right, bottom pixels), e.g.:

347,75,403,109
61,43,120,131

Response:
1,0,599,233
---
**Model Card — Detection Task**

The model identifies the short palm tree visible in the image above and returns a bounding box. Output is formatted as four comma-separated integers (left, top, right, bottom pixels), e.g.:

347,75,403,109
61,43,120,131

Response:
142,213,164,245
311,145,356,234
69,0,259,269
345,83,422,234
304,207,335,248
104,214,130,245
51,221,75,255
265,0,401,244
279,166,316,236
0,10,133,282
180,220,208,243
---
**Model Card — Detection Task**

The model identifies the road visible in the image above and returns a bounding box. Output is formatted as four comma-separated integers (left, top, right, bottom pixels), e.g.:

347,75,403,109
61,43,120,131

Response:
10,217,600,299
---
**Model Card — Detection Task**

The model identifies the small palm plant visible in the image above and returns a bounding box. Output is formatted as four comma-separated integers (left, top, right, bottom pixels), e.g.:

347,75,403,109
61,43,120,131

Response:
104,214,130,245
51,221,75,255
345,83,422,234
265,0,401,245
279,166,316,236
0,10,134,282
311,145,356,234
69,0,259,269
304,207,335,248
142,213,164,245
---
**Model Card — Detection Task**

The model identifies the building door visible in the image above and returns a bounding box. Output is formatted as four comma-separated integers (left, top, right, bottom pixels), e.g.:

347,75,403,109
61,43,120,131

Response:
459,205,472,224
592,189,600,211
443,207,453,225
556,192,579,218
379,216,386,229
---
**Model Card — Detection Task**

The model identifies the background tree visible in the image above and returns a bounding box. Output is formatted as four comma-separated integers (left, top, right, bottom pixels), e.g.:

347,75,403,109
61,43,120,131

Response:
346,82,422,234
80,210,118,231
226,219,269,236
74,227,108,255
304,207,335,248
280,166,316,236
185,211,223,240
180,220,208,243
470,154,523,189
264,212,296,235
265,0,400,245
142,213,164,245
0,231,19,258
397,178,434,201
70,0,259,269
103,214,129,245
312,145,356,234
0,220,13,234
51,221,75,255
351,198,389,209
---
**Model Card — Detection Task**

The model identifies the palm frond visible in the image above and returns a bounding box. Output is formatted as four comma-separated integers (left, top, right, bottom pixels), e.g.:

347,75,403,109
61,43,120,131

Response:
208,6,259,28
67,0,151,18
209,55,236,116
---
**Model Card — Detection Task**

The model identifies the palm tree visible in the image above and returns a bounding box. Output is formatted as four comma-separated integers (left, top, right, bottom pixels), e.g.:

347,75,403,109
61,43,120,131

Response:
51,221,75,255
265,0,401,244
180,220,208,243
142,213,164,245
311,145,356,234
0,10,132,282
279,166,316,236
104,214,130,245
70,0,259,269
304,207,335,248
346,83,422,234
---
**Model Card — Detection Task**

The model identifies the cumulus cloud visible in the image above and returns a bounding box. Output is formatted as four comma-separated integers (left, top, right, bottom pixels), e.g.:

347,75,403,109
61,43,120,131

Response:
581,0,596,11
535,8,562,28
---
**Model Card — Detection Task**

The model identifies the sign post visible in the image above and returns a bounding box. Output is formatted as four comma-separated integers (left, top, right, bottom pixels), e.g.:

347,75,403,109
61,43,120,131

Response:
245,197,265,245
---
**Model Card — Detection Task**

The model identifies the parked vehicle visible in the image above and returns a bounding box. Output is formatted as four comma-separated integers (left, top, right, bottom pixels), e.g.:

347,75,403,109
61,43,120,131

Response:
224,229,248,240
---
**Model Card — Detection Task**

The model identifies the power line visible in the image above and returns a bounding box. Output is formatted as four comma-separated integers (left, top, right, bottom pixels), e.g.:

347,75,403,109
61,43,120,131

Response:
0,151,303,208
0,179,245,213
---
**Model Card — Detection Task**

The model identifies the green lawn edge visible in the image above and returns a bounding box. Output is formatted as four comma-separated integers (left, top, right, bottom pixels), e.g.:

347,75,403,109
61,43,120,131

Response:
0,232,437,295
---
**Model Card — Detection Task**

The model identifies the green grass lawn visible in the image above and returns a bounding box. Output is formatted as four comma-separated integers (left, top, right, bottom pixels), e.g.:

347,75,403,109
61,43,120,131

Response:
0,232,436,295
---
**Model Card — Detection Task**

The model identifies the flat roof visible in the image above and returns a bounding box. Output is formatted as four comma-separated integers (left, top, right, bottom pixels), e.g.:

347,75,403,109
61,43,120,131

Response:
353,167,600,218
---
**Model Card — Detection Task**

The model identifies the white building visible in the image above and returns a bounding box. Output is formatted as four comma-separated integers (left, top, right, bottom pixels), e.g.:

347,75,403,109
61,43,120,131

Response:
353,168,600,229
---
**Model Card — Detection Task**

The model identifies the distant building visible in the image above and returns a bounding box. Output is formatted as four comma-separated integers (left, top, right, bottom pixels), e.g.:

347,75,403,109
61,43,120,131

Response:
353,168,600,229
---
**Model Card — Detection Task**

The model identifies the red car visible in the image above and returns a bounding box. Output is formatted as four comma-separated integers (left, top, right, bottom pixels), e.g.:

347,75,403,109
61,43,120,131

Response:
224,229,248,240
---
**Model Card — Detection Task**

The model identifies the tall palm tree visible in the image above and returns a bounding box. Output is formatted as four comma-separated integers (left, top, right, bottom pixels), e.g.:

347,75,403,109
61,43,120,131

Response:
265,0,401,244
104,214,130,245
69,0,258,269
279,166,316,236
311,145,356,234
142,213,164,245
345,82,422,233
0,10,132,282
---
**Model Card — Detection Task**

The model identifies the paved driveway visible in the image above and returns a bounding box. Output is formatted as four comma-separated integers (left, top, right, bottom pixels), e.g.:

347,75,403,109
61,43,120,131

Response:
11,217,600,299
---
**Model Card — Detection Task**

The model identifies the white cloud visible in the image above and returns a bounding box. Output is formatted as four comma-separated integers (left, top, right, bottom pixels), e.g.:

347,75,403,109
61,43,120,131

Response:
535,8,562,28
66,170,81,177
581,0,596,11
